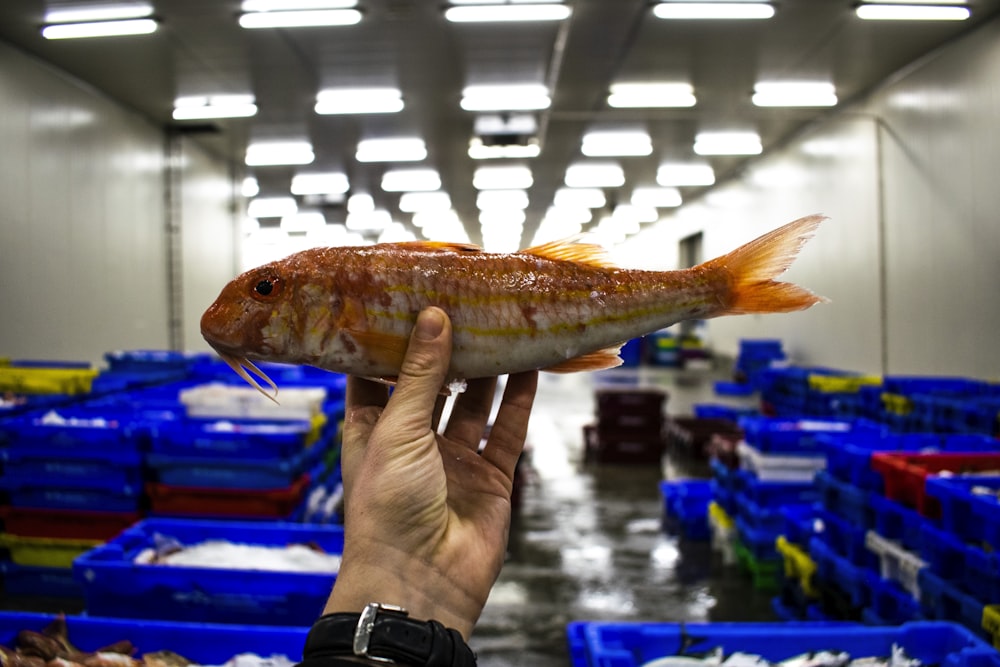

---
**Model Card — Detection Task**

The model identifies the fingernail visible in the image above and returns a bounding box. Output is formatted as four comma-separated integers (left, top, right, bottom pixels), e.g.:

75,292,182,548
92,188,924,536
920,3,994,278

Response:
415,308,445,341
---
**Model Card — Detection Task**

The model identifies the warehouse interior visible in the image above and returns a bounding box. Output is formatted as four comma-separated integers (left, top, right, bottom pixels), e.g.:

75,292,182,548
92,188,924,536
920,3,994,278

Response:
2,1,1000,666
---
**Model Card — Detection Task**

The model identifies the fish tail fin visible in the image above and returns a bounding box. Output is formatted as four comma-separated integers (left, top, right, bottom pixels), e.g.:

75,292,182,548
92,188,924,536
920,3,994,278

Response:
704,214,830,316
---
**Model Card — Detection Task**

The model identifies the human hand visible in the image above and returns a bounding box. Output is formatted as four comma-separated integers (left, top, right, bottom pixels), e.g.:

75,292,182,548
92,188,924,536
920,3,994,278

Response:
323,307,539,639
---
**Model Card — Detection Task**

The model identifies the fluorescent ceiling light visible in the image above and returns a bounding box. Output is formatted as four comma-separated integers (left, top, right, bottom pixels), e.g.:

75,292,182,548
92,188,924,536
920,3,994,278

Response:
460,84,551,111
553,187,606,209
378,223,417,244
173,94,257,120
315,88,404,114
581,130,653,157
473,165,533,190
347,193,374,214
399,191,453,213
476,189,530,211
45,3,153,23
42,18,157,39
479,209,526,226
613,205,659,224
280,211,326,233
631,186,682,208
381,168,441,192
607,82,696,108
248,197,297,219
290,172,350,196
653,2,775,19
445,3,571,22
752,82,838,107
656,163,715,186
239,9,362,28
693,131,762,156
474,114,538,135
543,206,592,225
468,140,542,160
356,138,427,163
242,177,260,198
564,163,625,188
855,4,970,20
242,0,358,10
346,209,392,232
245,141,315,166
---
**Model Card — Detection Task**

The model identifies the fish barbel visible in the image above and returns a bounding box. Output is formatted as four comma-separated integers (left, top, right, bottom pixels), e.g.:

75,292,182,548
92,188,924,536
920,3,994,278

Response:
201,214,828,399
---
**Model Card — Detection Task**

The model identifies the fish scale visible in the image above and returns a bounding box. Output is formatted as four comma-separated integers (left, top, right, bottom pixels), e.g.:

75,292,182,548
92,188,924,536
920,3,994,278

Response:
201,215,828,397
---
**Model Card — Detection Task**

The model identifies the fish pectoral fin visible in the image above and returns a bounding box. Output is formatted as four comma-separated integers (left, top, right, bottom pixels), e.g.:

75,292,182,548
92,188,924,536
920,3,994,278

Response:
362,375,398,387
542,345,625,373
521,237,618,269
343,328,409,370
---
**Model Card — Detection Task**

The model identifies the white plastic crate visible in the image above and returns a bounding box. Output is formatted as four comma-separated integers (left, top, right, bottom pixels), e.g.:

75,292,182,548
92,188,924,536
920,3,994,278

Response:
737,441,827,482
865,530,927,599
709,504,737,566
179,383,327,420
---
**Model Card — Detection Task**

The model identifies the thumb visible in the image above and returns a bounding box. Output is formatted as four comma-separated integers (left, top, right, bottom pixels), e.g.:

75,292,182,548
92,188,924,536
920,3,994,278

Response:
374,307,452,442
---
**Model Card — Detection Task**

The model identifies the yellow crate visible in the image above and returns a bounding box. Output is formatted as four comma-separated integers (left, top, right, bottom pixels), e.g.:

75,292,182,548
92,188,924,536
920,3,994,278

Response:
983,605,1000,649
0,533,103,568
882,392,912,416
0,367,98,395
776,535,818,598
808,374,881,394
708,501,734,531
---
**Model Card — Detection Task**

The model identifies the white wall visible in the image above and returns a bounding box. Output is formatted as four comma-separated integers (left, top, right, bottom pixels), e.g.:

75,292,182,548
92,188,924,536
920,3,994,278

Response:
632,16,1000,380
0,40,238,364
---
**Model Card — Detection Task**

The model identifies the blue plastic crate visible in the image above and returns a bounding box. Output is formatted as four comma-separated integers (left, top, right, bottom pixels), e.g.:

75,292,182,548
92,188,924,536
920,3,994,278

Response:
815,471,875,529
735,471,819,507
919,569,990,641
150,418,319,460
735,494,792,532
74,518,344,626
870,493,926,552
926,476,1000,547
714,381,755,396
781,503,822,546
0,612,308,663
0,562,84,598
1,444,143,489
818,432,942,492
0,474,142,512
4,409,144,455
738,417,880,453
565,620,1000,667
735,515,780,562
918,522,1000,606
867,576,923,625
810,537,876,609
816,508,879,570
693,404,757,421
659,480,711,540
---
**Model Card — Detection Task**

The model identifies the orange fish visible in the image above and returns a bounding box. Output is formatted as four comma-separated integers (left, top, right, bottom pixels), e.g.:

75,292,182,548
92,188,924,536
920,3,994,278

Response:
201,214,828,398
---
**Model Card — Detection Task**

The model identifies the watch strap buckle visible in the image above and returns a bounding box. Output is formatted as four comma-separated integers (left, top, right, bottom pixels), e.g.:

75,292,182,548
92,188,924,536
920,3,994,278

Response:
353,602,408,663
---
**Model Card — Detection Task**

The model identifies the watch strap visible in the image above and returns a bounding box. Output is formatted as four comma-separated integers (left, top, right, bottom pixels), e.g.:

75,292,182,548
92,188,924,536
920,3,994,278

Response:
300,606,477,666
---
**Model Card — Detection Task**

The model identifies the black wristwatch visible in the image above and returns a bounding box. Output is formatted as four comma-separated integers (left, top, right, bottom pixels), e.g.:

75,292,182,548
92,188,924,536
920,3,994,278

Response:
298,603,477,666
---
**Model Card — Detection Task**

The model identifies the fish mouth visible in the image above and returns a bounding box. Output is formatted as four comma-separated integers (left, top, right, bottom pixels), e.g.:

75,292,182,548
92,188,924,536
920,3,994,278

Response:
215,350,280,404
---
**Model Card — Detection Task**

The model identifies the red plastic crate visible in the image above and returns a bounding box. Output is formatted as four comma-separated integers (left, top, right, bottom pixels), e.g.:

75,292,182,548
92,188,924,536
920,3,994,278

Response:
0,506,140,541
146,474,308,519
870,452,1000,517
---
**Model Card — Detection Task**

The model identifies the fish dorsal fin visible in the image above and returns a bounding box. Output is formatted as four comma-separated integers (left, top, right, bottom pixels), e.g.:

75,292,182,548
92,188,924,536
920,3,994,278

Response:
521,237,618,269
395,241,484,253
542,344,625,373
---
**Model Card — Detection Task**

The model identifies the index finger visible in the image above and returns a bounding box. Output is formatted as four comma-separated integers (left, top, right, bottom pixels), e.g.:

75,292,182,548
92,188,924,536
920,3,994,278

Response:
341,376,390,490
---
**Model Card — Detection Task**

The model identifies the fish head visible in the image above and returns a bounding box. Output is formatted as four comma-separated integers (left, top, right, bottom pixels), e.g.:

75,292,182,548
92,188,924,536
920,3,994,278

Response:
201,260,300,399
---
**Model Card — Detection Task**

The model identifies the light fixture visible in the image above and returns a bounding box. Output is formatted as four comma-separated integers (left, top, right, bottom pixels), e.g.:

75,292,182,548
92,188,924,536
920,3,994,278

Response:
356,138,427,163
613,205,659,224
656,163,715,186
479,209,526,226
44,3,154,23
473,165,533,190
346,209,392,232
652,2,775,20
242,177,260,198
564,163,625,188
42,18,158,39
290,172,350,196
855,3,970,20
444,3,571,22
248,197,297,219
280,211,326,233
173,95,258,120
238,0,362,29
581,130,653,157
315,88,404,114
398,191,452,213
607,82,696,108
347,193,375,214
378,223,417,244
553,187,606,209
381,168,442,192
693,131,762,156
476,189,530,211
245,141,315,166
468,140,542,160
543,206,592,225
631,186,682,208
752,82,838,107
460,84,551,111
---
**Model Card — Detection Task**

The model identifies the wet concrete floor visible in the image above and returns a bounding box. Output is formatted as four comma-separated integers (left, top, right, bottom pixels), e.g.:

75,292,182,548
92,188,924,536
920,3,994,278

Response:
472,366,777,666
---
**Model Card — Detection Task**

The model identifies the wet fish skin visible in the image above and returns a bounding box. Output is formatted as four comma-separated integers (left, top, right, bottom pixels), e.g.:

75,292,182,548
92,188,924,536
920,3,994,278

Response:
201,215,827,396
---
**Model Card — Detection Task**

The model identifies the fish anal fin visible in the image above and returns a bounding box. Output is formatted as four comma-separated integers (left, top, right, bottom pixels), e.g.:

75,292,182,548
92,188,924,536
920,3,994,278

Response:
521,237,618,269
344,329,409,371
542,345,625,374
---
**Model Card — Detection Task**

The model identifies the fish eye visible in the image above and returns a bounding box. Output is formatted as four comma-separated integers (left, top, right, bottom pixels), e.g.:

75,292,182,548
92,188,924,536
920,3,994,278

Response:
255,280,273,296
250,273,282,300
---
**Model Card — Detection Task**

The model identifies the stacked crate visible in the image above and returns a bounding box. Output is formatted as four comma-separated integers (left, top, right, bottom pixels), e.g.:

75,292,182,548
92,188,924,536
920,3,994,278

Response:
731,338,785,391
584,387,667,464
659,479,712,541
